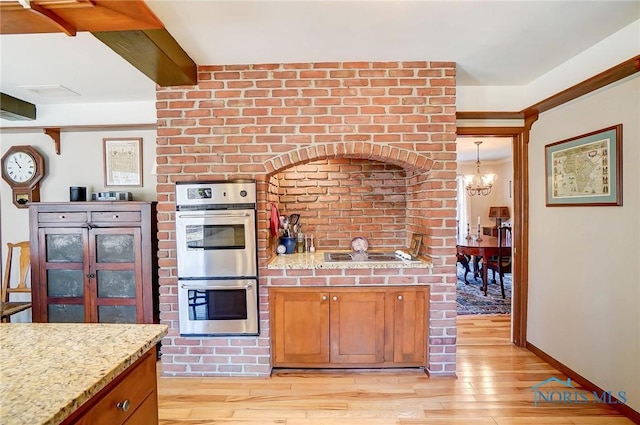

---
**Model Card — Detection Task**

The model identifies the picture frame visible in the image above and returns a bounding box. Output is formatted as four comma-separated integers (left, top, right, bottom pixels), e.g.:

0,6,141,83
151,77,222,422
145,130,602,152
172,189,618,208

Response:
545,124,622,207
103,138,143,187
409,233,423,257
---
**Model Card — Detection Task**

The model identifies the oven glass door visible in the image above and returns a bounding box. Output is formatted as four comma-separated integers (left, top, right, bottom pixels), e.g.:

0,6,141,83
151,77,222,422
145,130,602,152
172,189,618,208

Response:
186,224,245,250
189,288,247,321
178,279,258,335
176,210,256,278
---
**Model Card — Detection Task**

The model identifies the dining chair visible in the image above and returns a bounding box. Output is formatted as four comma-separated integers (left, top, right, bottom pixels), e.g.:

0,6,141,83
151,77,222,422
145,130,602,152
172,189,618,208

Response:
456,253,472,284
2,241,33,322
485,227,512,299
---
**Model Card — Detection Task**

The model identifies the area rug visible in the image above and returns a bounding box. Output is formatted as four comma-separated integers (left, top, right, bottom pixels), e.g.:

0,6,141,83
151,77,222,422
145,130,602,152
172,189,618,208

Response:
457,264,512,315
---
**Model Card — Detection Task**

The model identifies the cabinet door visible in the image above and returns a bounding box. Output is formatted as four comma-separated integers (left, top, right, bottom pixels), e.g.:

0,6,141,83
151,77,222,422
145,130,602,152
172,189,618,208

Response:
89,227,143,324
37,227,89,323
272,290,330,365
330,291,385,364
390,289,427,364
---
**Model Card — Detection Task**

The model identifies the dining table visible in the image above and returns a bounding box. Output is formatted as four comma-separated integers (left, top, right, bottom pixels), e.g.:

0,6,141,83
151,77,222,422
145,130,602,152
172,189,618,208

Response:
456,235,511,296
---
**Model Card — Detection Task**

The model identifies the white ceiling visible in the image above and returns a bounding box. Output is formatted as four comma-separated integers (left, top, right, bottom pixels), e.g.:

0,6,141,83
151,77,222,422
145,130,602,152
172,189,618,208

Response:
0,1,637,161
1,1,638,108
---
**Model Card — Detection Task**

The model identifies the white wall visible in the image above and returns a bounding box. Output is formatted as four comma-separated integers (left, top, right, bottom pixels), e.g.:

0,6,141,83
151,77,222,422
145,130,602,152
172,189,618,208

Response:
458,159,514,231
528,75,640,411
0,128,157,321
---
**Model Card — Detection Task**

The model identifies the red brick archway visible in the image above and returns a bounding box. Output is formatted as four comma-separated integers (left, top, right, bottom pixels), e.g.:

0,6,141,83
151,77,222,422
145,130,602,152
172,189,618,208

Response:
263,141,435,176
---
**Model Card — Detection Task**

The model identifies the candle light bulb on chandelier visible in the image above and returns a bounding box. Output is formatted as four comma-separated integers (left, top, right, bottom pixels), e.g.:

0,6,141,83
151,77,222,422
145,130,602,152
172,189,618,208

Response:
464,141,494,196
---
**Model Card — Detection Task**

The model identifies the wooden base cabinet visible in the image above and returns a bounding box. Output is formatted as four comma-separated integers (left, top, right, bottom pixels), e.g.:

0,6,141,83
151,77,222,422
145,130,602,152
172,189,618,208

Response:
61,349,159,425
29,202,158,324
387,288,428,364
271,286,429,368
330,291,385,364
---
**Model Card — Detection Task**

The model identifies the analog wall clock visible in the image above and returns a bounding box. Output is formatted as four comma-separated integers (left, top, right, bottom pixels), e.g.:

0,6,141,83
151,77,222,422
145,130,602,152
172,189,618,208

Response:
1,145,46,208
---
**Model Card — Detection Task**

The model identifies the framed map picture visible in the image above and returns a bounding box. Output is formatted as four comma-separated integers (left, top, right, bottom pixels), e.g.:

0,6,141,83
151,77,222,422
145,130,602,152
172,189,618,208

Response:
545,124,622,207
103,138,143,187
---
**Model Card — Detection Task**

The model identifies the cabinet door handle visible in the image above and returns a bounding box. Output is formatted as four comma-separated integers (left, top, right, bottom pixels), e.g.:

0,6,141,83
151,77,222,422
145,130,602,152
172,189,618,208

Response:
113,215,119,219
321,295,327,301
86,273,96,279
116,399,131,412
332,296,338,301
59,215,65,219
397,295,403,301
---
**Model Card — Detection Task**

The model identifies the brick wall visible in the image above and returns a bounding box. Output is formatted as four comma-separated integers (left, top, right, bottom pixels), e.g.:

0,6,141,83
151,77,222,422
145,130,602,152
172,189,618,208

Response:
278,158,407,251
156,61,458,376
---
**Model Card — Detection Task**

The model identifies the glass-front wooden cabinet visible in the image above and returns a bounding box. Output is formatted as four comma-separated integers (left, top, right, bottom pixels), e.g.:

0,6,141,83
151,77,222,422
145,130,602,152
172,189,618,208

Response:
29,202,157,324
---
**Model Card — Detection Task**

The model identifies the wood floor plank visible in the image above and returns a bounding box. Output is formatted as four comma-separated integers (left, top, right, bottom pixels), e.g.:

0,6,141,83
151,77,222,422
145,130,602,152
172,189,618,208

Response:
286,420,401,425
567,417,636,424
304,408,427,419
157,314,634,424
493,418,573,425
400,420,498,425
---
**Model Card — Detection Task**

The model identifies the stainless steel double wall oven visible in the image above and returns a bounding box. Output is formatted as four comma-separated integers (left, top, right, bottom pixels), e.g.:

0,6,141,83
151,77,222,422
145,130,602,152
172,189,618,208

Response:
175,180,258,335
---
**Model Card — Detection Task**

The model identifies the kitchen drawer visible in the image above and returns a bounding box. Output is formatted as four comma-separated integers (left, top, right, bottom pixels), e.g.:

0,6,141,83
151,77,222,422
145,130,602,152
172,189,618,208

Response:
38,212,88,224
71,351,156,425
91,211,142,223
123,392,158,425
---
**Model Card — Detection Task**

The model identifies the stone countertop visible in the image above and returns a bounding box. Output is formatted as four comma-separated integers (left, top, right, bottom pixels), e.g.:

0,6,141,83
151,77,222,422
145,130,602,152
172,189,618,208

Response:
267,251,432,270
0,323,168,425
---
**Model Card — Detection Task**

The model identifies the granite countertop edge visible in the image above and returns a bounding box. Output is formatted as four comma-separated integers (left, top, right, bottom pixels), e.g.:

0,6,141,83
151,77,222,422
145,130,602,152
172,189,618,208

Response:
50,329,166,425
0,323,168,425
267,251,433,270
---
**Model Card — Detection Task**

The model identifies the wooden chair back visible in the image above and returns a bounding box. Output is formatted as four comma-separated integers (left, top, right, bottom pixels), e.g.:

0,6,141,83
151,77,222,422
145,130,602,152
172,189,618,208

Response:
2,241,31,303
497,226,512,273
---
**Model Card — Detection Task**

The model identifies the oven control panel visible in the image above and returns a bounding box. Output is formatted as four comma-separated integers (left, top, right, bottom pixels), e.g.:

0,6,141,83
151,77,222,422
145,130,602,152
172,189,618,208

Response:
176,180,256,208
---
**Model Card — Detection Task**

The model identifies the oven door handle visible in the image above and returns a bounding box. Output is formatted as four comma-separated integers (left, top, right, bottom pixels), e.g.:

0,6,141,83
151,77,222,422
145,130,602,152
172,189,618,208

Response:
180,283,253,290
177,213,252,219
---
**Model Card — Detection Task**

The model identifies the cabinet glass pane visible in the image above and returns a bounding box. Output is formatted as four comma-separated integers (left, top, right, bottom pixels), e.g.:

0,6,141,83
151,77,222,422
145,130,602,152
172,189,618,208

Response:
98,306,137,323
46,234,83,263
47,270,84,297
97,270,135,298
96,234,134,263
48,304,84,322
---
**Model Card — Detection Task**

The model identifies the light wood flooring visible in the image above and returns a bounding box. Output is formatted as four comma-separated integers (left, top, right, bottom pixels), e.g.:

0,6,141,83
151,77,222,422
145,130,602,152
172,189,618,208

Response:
157,315,634,424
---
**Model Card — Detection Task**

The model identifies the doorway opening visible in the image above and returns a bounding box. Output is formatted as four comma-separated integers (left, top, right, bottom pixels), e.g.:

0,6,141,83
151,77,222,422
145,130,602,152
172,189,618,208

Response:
456,136,514,319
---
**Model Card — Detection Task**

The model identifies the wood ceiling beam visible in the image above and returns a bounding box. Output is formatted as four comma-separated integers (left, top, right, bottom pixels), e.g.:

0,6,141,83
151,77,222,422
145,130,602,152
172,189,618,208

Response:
0,0,197,86
29,2,77,36
0,0,164,34
92,29,197,86
0,93,36,121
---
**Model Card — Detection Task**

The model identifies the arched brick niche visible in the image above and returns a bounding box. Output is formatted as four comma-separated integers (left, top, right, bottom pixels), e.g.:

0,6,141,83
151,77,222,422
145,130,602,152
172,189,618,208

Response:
156,61,458,376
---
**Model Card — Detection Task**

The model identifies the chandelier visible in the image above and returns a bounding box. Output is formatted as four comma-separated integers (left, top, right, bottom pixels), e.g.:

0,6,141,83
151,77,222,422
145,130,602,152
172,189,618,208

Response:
465,141,494,196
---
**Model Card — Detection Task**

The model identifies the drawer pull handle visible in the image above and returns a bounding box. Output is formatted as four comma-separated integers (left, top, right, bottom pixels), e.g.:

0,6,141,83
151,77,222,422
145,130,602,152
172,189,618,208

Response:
321,295,327,301
332,296,338,301
113,215,119,218
116,399,131,412
398,295,403,301
59,215,65,219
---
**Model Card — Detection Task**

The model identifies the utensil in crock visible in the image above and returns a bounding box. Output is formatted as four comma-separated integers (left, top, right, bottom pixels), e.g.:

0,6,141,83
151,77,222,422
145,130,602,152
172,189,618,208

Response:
270,203,280,237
